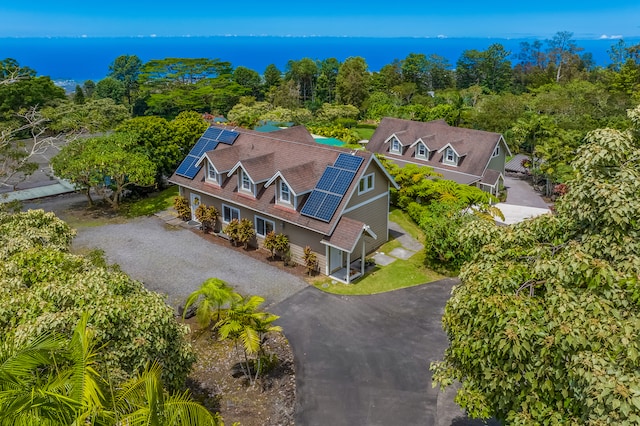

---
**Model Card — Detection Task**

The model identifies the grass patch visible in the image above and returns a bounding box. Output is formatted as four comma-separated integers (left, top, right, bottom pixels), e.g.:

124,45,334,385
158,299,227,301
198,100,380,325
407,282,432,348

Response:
389,207,424,242
122,186,178,218
313,209,445,295
355,127,375,140
312,250,443,295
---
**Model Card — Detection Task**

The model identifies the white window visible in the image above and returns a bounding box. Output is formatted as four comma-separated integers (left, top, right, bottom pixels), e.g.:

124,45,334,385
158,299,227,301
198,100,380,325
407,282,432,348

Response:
444,148,458,165
239,169,253,194
207,162,219,184
358,173,375,194
255,216,275,237
416,143,427,159
279,180,291,204
222,204,240,223
492,145,500,158
390,138,401,154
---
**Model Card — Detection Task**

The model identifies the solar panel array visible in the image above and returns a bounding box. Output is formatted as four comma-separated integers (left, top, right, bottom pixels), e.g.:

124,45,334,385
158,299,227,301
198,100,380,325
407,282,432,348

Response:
301,153,364,222
175,128,239,179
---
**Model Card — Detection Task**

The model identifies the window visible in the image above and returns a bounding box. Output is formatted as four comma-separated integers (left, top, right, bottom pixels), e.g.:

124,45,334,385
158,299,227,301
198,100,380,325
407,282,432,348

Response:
255,216,275,237
279,180,291,204
416,143,427,159
239,169,253,194
207,162,219,184
390,137,401,154
492,145,500,158
444,147,458,165
358,173,375,194
222,204,240,223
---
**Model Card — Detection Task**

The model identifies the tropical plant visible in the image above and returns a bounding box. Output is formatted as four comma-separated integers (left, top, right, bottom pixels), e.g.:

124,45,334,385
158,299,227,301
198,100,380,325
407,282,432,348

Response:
262,231,278,259
216,296,282,385
431,105,640,424
303,246,319,276
222,219,240,246
235,218,256,249
173,195,191,221
195,204,218,233
182,278,241,328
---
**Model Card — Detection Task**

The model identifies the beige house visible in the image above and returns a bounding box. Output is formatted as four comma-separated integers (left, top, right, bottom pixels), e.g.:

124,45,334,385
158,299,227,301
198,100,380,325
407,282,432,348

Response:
169,125,398,283
367,117,511,196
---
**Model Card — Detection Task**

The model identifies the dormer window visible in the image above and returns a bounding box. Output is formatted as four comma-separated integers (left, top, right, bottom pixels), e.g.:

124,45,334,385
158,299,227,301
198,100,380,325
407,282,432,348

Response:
279,180,291,205
390,137,402,154
416,143,427,159
444,147,458,166
239,169,254,195
207,162,219,185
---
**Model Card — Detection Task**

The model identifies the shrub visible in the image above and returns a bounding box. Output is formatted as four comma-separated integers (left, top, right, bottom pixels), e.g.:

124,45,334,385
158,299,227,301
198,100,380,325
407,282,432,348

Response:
303,246,318,275
223,219,240,245
195,204,218,233
173,195,191,221
0,210,195,391
263,231,278,259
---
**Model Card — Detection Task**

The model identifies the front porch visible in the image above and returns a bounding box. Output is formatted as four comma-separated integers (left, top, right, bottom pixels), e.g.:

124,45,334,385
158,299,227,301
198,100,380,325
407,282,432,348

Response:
328,259,364,284
322,217,378,284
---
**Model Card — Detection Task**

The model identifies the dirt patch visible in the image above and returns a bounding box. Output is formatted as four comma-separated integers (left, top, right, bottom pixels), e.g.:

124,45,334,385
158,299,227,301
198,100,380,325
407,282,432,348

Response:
184,318,295,426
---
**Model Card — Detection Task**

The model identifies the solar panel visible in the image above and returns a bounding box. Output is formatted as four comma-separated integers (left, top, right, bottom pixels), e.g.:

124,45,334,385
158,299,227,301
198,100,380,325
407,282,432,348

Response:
316,166,341,191
300,191,326,217
329,170,355,195
218,130,239,144
315,193,341,222
174,127,241,179
334,153,363,172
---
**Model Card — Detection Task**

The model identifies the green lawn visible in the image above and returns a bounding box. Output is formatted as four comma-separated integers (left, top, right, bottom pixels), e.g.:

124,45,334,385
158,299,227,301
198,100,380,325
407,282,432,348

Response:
312,208,445,295
355,127,375,140
122,186,178,218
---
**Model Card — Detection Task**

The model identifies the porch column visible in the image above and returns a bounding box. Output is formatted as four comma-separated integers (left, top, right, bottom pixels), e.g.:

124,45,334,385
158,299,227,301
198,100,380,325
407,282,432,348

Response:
325,244,330,276
361,237,366,276
346,251,351,284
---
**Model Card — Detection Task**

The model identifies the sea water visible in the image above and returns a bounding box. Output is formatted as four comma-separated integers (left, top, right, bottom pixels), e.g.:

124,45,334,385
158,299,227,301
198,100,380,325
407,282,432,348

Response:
1,36,633,84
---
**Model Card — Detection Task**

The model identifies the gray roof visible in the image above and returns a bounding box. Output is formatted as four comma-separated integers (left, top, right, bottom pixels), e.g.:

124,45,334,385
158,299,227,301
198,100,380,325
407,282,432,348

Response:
367,118,506,184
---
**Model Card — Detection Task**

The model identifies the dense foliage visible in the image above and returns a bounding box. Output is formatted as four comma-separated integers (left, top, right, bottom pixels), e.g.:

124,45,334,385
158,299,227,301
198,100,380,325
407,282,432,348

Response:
431,106,640,424
0,209,195,392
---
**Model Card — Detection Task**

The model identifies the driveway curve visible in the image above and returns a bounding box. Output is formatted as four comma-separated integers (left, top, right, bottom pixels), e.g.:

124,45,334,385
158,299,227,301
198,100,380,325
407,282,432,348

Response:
272,280,491,426
72,216,308,309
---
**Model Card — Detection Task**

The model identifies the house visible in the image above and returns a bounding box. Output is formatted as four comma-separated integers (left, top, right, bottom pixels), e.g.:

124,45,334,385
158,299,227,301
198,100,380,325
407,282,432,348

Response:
169,125,398,283
367,117,511,196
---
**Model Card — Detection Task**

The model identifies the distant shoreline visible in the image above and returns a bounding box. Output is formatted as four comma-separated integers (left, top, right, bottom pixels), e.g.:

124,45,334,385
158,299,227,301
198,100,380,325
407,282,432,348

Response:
5,35,637,82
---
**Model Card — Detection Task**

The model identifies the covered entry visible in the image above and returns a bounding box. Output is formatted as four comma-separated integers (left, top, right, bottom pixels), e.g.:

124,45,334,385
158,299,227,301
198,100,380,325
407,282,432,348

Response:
322,217,377,284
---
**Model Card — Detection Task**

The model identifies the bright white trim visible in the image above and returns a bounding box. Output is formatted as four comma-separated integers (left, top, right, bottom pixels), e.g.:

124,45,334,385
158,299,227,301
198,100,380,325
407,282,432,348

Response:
254,215,275,237
221,204,240,223
358,173,375,195
206,162,220,185
415,142,428,159
342,191,389,214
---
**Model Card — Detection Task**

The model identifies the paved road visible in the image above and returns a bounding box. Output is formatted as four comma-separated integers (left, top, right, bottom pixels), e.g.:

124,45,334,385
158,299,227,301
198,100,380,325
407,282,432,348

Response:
503,175,550,209
273,280,490,426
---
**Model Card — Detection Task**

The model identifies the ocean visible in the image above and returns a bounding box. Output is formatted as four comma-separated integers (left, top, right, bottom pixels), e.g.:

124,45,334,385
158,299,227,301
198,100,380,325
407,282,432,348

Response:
1,36,636,85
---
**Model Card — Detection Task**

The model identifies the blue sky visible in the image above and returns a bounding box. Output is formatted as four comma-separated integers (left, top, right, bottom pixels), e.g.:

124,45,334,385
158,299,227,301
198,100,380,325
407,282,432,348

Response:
1,1,639,39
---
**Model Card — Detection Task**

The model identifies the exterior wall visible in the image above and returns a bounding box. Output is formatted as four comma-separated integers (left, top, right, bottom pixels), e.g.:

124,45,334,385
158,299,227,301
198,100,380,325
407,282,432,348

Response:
346,161,389,208
344,192,390,255
180,187,327,269
486,141,507,174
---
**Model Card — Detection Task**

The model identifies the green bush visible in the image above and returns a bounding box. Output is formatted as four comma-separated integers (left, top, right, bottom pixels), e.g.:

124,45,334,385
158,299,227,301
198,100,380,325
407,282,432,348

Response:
0,209,195,391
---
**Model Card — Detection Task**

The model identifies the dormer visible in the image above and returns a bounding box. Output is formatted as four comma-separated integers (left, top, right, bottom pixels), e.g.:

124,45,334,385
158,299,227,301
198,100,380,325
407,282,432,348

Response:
205,160,221,186
410,137,433,160
438,143,466,167
227,163,257,197
384,133,405,155
264,172,302,210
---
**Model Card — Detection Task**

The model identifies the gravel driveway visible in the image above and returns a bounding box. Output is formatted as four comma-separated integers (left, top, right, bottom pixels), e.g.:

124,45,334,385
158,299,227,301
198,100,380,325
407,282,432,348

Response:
72,216,308,310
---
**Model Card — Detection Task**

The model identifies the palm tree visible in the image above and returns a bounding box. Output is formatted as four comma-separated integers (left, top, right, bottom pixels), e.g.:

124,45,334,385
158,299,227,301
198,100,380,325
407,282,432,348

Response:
183,278,241,328
0,314,221,426
216,295,282,384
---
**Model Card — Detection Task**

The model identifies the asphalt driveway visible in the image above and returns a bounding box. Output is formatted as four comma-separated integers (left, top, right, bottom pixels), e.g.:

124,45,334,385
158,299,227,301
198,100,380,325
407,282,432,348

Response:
273,279,490,426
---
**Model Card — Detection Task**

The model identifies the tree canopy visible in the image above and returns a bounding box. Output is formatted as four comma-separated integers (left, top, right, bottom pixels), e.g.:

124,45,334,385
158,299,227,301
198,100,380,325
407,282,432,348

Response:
431,105,640,424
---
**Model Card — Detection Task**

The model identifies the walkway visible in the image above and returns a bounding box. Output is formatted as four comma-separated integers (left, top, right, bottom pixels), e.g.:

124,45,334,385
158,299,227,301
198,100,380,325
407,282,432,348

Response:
496,174,551,225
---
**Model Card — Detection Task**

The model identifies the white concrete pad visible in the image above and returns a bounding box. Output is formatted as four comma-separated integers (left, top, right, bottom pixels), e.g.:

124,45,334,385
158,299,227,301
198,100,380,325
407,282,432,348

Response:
495,203,551,225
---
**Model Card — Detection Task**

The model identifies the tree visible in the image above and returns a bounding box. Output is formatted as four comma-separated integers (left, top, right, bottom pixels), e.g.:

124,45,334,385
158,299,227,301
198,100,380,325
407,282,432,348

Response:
335,56,370,108
263,63,282,91
285,58,318,104
183,278,241,327
216,295,282,384
233,66,262,99
0,209,195,392
108,54,142,106
94,77,125,104
455,44,512,92
546,31,583,82
431,105,640,424
52,133,156,209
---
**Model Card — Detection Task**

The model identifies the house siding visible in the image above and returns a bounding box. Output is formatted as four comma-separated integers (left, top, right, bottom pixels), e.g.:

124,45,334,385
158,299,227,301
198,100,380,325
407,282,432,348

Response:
344,192,390,254
486,143,507,174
